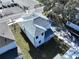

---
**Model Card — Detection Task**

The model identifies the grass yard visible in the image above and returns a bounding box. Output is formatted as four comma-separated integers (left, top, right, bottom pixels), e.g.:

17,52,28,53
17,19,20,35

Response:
10,24,68,59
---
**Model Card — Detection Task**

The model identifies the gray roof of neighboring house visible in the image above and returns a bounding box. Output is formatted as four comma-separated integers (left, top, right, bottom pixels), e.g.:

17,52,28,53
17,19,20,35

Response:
1,0,13,6
20,16,51,37
66,21,79,31
14,0,40,8
0,22,15,40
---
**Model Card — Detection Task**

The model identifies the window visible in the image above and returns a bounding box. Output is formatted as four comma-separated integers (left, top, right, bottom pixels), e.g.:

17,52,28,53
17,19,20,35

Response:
14,3,18,6
11,4,14,7
39,40,41,43
3,6,7,8
36,36,38,39
41,33,44,36
7,5,11,8
0,7,2,9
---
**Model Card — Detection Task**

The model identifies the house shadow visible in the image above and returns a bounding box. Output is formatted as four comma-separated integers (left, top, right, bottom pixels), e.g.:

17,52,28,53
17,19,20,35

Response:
20,30,61,59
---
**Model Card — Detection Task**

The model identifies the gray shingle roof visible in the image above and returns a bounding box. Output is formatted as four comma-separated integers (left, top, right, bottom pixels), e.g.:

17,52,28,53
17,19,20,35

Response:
21,19,45,37
34,17,51,29
20,16,51,37
22,20,36,37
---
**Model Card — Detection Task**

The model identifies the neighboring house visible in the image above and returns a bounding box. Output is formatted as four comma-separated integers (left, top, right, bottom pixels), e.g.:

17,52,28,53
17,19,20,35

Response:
66,21,79,36
0,22,17,54
0,0,13,6
66,7,79,37
19,13,55,47
63,47,79,59
0,2,25,23
14,0,44,14
63,10,79,59
14,0,41,9
54,54,64,59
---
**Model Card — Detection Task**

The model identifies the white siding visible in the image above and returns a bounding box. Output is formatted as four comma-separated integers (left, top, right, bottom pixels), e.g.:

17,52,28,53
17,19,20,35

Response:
35,33,45,47
20,25,35,47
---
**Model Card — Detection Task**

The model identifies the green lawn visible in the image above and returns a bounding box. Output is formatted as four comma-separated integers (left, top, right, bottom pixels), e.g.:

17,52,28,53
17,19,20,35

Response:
10,24,31,59
10,24,69,59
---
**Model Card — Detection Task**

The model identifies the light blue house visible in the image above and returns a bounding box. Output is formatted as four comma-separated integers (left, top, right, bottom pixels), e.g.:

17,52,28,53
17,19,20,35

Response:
0,22,17,54
66,21,79,32
66,7,79,37
19,13,54,47
66,21,79,37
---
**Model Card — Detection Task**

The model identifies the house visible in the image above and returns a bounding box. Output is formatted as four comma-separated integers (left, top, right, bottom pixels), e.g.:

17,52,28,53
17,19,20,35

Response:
0,22,17,54
19,13,55,47
66,21,79,36
63,47,79,59
0,0,25,23
54,54,64,59
14,0,41,9
14,0,44,14
66,7,79,37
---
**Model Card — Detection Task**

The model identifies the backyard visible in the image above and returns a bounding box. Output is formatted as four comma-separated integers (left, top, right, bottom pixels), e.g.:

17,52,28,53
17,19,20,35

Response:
10,24,69,59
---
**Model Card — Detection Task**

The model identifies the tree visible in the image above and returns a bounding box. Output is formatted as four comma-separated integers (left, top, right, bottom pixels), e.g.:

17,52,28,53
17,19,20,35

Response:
63,0,79,20
37,0,79,28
